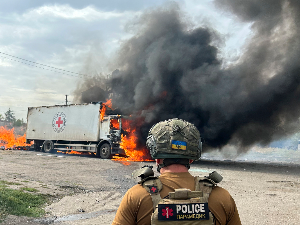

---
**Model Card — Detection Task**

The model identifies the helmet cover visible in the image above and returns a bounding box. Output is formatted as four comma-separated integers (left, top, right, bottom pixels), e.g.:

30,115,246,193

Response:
146,118,202,160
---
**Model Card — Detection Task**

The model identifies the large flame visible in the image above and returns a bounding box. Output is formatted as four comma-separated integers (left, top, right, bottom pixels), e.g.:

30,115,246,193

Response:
0,126,28,149
113,118,153,162
100,99,112,121
99,99,153,161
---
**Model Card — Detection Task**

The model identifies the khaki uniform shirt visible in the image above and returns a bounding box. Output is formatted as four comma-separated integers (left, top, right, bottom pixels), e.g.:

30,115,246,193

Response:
112,172,241,225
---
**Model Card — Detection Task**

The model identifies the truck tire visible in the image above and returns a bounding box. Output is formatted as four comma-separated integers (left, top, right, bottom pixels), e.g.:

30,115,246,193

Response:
99,143,111,159
43,140,54,153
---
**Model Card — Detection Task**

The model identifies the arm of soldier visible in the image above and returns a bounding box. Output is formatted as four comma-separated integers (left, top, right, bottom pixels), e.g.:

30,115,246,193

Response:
112,184,154,225
208,186,242,225
112,187,138,225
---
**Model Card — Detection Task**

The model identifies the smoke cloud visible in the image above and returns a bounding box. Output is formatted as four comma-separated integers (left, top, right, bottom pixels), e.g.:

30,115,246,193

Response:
74,1,300,152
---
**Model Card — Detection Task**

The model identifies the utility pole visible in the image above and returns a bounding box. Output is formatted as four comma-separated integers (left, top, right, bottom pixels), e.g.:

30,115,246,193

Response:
65,95,68,105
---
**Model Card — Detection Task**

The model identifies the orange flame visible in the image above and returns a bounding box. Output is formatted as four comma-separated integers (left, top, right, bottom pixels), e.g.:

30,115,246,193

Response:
104,99,112,108
112,118,153,162
110,119,119,129
100,99,113,121
57,150,92,155
0,126,29,149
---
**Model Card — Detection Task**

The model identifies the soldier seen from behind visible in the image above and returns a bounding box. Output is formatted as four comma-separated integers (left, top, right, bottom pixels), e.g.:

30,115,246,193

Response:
112,118,241,225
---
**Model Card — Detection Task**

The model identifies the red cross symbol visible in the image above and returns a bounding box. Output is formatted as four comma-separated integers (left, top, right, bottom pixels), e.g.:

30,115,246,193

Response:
151,186,157,192
56,117,63,127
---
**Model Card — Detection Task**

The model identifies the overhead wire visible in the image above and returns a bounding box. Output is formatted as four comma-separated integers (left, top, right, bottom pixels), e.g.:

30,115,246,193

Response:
0,51,89,78
0,52,85,118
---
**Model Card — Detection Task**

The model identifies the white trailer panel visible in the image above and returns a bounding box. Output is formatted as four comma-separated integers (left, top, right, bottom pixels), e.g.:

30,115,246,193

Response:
26,103,101,141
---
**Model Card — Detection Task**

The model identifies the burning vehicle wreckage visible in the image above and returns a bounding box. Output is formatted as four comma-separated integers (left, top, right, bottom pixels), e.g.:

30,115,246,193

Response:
24,100,153,162
0,127,28,151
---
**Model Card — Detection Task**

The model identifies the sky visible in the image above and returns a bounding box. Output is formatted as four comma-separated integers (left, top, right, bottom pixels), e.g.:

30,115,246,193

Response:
0,0,251,121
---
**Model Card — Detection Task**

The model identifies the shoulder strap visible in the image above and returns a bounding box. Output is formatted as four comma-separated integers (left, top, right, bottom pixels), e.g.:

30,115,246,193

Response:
194,177,216,201
142,177,163,211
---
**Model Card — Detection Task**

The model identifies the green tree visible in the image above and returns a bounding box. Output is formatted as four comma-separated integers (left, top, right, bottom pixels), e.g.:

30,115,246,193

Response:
13,119,23,127
0,114,4,121
5,108,16,123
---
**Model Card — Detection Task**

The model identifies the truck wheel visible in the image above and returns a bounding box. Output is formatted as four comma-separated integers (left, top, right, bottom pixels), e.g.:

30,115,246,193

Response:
43,140,54,153
99,143,111,159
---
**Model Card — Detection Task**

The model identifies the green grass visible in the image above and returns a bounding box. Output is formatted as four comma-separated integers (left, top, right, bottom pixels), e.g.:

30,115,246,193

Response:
20,187,39,193
0,180,21,186
0,183,51,220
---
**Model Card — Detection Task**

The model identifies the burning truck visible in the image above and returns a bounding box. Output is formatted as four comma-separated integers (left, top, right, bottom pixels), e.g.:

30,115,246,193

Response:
26,102,125,159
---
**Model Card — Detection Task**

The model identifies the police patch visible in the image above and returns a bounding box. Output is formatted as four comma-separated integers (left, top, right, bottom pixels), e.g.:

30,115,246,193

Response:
171,140,187,150
158,203,209,221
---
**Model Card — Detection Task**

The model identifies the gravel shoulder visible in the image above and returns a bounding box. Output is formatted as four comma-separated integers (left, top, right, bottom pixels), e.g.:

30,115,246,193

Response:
0,150,299,225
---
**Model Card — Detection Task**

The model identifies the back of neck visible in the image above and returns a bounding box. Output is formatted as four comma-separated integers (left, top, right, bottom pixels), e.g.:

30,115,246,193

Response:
160,164,189,173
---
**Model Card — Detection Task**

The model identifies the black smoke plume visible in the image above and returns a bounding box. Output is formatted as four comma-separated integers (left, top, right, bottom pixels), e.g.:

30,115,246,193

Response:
74,1,300,152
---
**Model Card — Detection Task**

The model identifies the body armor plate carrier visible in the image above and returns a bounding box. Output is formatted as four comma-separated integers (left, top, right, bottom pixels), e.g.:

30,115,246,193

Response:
136,167,222,225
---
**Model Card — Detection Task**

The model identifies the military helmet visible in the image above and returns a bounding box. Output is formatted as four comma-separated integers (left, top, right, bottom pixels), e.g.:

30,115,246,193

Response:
146,118,202,160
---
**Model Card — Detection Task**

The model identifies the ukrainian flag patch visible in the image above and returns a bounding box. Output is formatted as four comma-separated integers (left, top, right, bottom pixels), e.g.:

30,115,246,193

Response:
171,140,187,150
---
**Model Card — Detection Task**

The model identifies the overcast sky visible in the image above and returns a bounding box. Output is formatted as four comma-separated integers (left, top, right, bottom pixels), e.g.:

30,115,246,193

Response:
0,0,250,120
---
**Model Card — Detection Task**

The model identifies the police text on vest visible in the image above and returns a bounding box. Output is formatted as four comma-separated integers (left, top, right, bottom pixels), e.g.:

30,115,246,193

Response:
176,203,205,213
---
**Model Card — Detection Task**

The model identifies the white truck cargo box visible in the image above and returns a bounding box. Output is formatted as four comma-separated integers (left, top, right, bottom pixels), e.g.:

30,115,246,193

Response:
26,103,101,141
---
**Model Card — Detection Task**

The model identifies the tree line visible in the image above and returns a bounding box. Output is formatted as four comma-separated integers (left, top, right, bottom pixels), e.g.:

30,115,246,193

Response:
0,108,25,127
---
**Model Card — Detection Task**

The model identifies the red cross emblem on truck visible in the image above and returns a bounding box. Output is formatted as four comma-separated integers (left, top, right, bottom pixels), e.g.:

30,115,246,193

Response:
56,117,63,127
52,112,66,133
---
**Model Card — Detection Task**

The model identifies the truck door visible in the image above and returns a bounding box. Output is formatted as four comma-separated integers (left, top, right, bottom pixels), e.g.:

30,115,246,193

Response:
109,118,121,141
99,118,110,140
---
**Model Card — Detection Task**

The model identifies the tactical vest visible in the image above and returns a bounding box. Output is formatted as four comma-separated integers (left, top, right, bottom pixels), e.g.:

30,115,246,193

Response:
141,175,218,225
